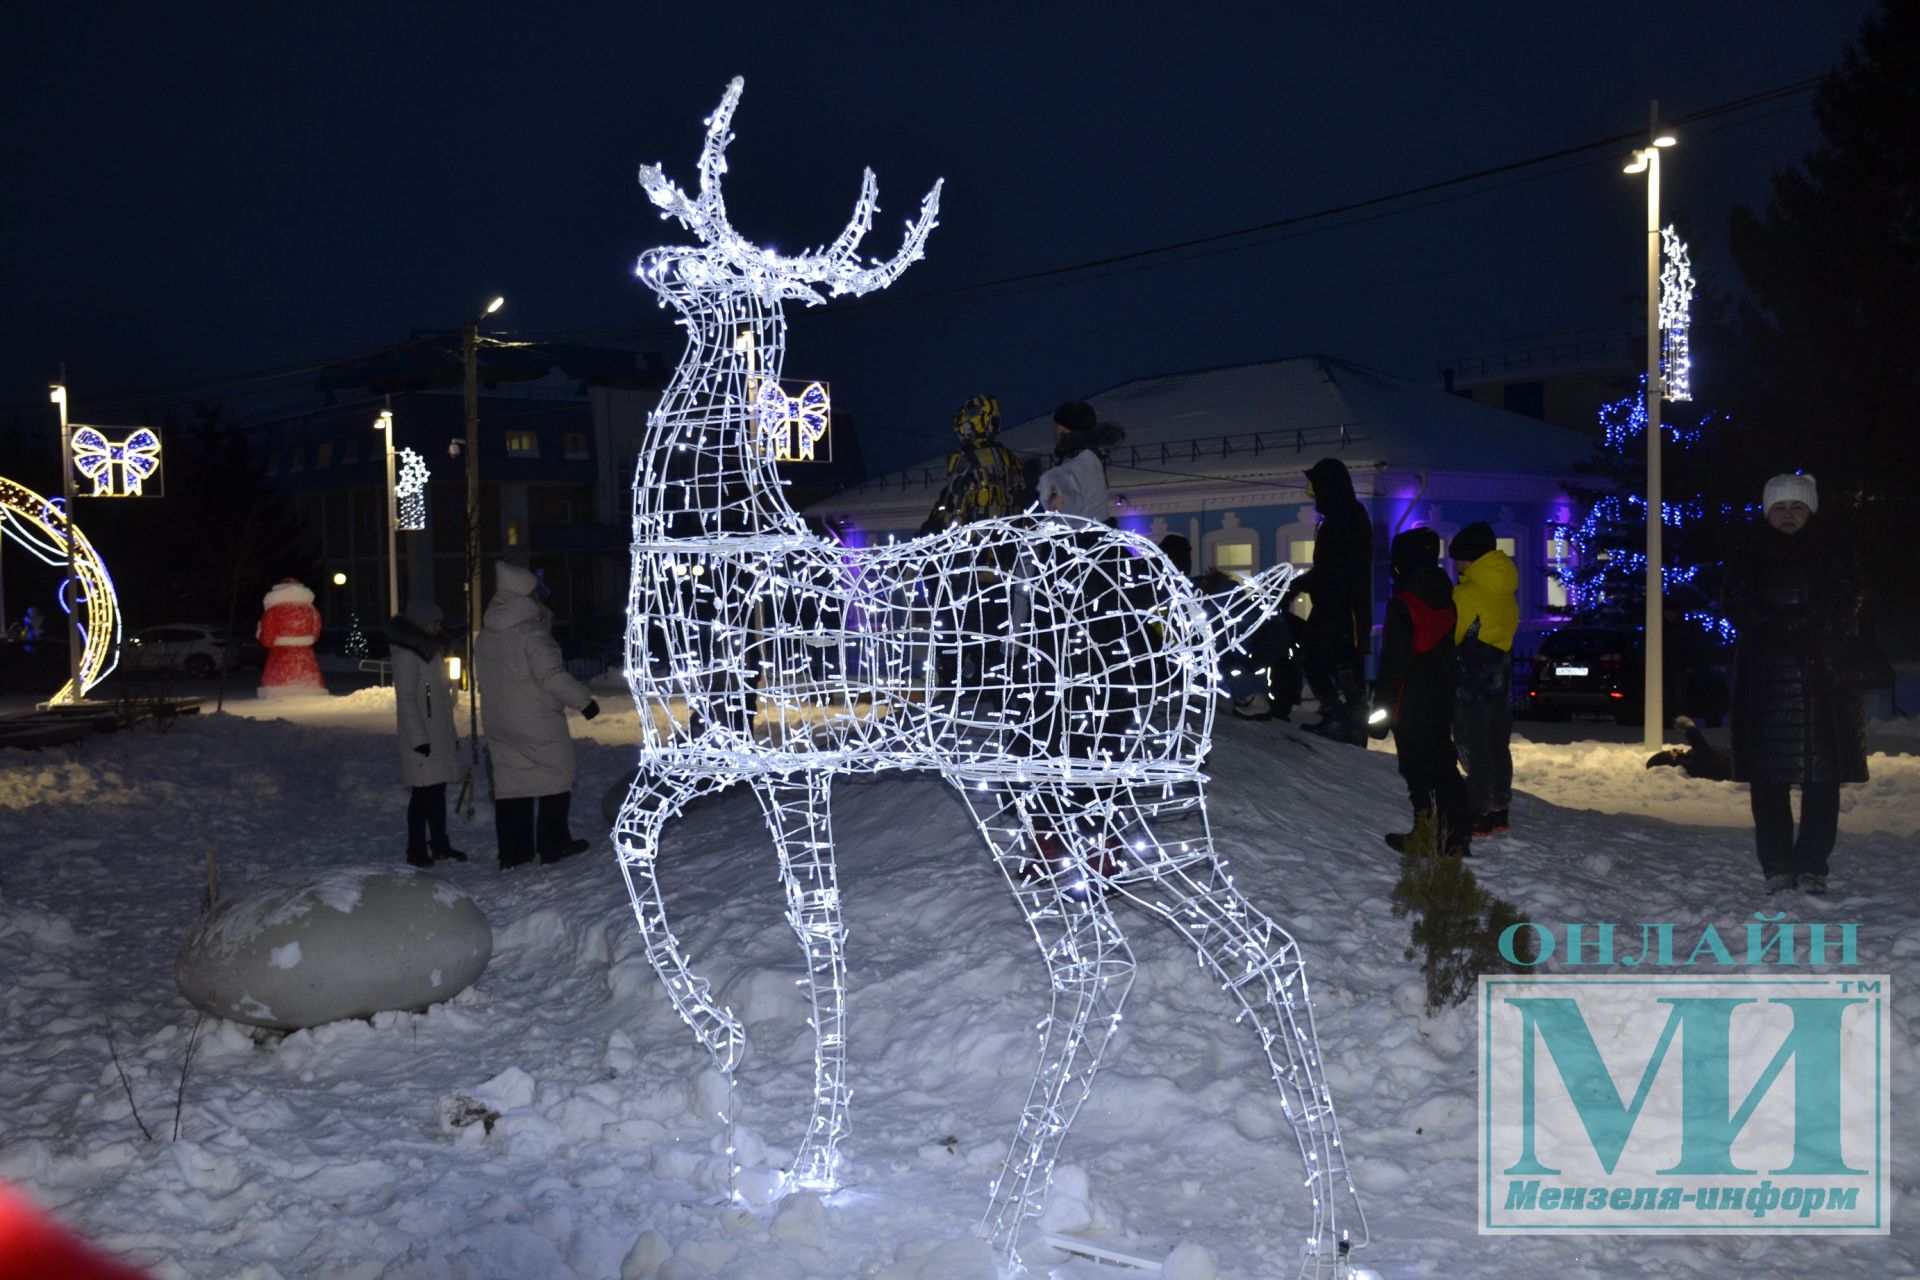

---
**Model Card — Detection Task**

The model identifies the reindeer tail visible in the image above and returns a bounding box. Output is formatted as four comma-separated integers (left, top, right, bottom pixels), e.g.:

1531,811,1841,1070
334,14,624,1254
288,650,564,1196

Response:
1213,563,1300,653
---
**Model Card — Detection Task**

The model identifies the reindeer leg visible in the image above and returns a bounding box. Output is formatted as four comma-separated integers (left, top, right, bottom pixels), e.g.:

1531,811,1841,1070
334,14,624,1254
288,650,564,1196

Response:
611,769,748,1186
751,773,849,1193
955,782,1136,1267
1110,793,1369,1278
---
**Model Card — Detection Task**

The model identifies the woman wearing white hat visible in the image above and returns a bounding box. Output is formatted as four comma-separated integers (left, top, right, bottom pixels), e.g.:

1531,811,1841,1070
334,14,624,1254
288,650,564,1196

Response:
1720,473,1869,896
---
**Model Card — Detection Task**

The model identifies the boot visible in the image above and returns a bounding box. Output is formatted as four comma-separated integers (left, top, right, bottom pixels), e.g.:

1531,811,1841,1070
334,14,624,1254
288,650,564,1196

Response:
406,849,433,868
539,838,592,865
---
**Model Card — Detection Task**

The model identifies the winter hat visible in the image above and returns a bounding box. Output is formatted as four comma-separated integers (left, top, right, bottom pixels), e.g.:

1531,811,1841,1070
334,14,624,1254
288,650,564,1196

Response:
1449,521,1497,563
495,560,538,597
1762,473,1817,514
1389,527,1442,577
954,393,1002,443
402,599,443,629
1051,400,1097,434
262,578,314,609
1159,533,1193,575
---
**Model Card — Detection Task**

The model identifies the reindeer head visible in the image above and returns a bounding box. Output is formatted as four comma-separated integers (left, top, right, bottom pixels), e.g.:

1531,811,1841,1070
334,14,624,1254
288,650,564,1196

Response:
636,78,942,310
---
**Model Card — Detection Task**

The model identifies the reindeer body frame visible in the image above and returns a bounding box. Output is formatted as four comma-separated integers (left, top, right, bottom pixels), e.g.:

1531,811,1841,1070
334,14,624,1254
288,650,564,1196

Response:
615,79,1367,1274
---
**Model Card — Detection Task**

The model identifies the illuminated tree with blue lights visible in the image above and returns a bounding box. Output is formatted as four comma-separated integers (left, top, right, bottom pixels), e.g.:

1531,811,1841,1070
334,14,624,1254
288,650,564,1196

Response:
1561,379,1750,645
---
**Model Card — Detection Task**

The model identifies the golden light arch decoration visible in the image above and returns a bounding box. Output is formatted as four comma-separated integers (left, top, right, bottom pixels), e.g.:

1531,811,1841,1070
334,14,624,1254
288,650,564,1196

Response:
0,476,121,702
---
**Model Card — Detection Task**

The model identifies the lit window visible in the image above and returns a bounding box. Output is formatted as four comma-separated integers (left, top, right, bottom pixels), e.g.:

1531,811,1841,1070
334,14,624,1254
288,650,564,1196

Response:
506,430,539,456
506,519,522,547
1289,538,1315,564
1545,525,1573,611
1209,541,1256,579
1497,537,1517,558
563,432,589,459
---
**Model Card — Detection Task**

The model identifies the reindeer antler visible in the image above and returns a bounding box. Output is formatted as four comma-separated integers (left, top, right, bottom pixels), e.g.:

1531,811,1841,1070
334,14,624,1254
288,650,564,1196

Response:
638,78,941,305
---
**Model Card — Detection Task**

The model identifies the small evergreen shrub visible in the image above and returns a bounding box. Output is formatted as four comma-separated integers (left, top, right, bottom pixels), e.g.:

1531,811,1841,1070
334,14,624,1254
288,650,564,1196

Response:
1389,812,1536,1014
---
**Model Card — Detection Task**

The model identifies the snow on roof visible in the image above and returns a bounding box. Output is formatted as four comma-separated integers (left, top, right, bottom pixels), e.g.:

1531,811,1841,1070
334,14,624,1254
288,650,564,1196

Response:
815,354,1600,516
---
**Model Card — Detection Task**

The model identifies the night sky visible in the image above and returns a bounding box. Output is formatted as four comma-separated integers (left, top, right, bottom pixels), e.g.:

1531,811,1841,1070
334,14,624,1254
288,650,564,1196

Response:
0,2,1878,475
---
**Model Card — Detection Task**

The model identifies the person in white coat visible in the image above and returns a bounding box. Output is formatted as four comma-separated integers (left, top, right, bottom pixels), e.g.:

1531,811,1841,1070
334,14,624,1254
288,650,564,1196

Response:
475,560,599,868
1036,400,1125,525
388,599,467,867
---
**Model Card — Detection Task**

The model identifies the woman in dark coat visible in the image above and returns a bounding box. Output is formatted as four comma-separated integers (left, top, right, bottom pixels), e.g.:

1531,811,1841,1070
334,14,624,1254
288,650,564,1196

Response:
1721,473,1868,897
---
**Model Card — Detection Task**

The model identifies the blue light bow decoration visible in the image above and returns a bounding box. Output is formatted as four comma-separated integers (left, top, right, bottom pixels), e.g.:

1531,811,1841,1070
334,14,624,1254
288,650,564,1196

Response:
70,425,163,497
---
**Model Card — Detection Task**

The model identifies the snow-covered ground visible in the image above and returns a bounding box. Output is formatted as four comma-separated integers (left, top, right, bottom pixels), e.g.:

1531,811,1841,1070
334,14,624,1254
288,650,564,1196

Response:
1,688,1914,1279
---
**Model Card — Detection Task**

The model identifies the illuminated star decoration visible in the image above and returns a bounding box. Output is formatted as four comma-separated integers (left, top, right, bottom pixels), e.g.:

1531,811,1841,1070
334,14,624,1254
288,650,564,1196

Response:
1658,225,1695,403
70,426,162,497
0,476,122,702
395,447,430,532
616,79,1366,1277
756,379,830,462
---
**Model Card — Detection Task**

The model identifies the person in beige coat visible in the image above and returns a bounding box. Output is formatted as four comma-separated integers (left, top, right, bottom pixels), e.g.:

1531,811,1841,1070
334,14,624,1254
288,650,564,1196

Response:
475,560,599,868
389,598,466,867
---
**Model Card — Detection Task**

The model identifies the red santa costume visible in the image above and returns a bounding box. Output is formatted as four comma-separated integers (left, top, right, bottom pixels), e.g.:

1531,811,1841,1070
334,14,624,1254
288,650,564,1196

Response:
256,578,327,698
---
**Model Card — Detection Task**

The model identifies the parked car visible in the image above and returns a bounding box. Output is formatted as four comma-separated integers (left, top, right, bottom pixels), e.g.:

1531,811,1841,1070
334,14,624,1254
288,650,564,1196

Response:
1525,627,1643,725
122,624,256,679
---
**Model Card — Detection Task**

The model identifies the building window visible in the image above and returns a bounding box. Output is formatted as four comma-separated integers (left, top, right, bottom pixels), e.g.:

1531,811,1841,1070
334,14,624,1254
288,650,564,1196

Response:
290,447,306,473
563,432,589,459
505,430,539,457
315,442,333,469
1289,538,1315,564
265,452,281,476
506,518,523,547
342,437,360,465
1545,525,1573,612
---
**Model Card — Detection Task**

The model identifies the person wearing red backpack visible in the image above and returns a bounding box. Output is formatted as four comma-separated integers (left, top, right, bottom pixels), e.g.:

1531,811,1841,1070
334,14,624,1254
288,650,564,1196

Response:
1368,527,1472,858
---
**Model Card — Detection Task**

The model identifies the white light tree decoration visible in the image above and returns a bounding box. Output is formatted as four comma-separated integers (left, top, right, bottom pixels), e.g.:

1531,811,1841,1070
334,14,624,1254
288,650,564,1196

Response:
0,476,122,701
617,78,1368,1276
1659,224,1695,403
394,447,430,532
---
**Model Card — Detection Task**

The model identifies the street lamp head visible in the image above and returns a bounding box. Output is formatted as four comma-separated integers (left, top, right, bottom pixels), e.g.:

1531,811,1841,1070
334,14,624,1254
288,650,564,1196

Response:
1651,124,1678,148
331,571,348,586
484,296,505,315
1623,153,1650,175
374,409,393,433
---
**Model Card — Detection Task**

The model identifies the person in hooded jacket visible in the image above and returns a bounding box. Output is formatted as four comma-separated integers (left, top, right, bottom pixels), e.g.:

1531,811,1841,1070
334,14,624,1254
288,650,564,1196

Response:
388,599,468,867
1448,522,1518,836
475,559,600,869
1285,457,1373,745
1036,400,1125,525
921,393,1025,533
1370,527,1471,857
1721,473,1868,897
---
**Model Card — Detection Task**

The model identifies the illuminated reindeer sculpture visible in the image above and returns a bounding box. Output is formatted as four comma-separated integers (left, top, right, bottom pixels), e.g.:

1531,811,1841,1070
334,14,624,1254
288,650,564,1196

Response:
616,78,1368,1276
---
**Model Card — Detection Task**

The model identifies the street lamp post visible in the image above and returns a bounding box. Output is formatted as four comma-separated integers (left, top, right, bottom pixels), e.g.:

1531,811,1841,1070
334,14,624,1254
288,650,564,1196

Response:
376,405,399,621
1624,102,1677,750
459,296,504,817
50,375,82,703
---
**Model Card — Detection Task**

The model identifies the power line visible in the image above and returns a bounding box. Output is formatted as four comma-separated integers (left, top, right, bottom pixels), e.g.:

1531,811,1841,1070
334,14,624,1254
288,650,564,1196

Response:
4,65,1854,421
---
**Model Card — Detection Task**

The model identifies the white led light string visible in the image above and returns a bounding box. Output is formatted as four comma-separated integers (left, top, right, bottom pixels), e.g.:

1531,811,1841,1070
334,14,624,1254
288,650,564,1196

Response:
1659,225,1695,403
395,447,430,531
614,78,1367,1276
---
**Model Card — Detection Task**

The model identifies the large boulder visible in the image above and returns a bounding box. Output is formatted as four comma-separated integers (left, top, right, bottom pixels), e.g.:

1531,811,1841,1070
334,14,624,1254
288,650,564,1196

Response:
176,866,491,1030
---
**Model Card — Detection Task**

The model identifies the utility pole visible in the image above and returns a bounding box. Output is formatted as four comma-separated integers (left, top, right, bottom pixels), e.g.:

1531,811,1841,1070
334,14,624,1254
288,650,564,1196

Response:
379,403,399,620
458,296,502,817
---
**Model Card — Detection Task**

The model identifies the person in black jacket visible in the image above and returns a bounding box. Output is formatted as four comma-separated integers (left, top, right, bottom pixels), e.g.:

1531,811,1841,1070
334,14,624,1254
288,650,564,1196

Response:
1286,457,1373,745
1721,473,1868,897
1370,527,1472,857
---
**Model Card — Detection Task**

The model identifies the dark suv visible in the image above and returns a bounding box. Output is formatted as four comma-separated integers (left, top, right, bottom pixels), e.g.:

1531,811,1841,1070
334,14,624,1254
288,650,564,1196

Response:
1525,627,1643,725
